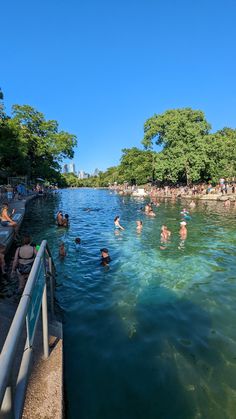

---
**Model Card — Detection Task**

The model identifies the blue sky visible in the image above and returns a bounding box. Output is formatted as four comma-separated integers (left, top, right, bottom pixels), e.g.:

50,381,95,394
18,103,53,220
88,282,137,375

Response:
1,0,236,173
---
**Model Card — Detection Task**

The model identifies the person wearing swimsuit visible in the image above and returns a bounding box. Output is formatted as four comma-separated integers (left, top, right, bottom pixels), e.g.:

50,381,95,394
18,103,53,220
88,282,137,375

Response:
12,234,37,291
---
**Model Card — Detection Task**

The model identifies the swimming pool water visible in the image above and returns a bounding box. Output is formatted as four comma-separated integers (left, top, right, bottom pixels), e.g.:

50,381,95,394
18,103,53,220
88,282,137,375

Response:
20,189,236,419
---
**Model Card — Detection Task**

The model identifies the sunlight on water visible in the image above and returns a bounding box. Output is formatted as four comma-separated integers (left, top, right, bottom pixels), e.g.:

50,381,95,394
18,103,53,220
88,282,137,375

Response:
19,189,236,419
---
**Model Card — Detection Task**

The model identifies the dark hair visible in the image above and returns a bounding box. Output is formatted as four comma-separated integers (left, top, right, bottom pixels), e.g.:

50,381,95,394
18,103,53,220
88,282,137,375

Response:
2,202,8,207
65,214,69,219
100,248,108,253
75,238,81,244
114,216,119,221
22,234,31,245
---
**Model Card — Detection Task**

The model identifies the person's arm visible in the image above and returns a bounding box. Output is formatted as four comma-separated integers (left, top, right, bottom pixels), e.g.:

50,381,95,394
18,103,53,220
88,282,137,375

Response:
12,248,20,272
118,222,125,230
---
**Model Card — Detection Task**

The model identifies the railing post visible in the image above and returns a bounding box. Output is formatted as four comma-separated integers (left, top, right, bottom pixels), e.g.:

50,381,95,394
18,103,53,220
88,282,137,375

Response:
48,257,55,316
1,385,14,419
42,284,49,359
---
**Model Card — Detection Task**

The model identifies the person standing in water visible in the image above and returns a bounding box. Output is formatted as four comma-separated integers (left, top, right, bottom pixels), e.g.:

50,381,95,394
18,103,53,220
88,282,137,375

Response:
179,221,188,240
114,216,125,230
160,225,171,249
136,220,143,233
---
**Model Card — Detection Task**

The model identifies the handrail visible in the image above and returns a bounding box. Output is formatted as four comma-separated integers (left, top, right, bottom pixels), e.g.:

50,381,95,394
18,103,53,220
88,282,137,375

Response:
0,240,56,419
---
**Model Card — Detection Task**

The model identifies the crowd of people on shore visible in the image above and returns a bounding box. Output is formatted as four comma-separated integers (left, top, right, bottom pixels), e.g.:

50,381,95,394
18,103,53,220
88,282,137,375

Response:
112,178,236,199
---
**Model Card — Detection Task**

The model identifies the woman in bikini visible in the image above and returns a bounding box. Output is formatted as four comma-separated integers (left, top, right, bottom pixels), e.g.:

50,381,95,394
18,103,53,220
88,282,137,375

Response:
12,234,37,291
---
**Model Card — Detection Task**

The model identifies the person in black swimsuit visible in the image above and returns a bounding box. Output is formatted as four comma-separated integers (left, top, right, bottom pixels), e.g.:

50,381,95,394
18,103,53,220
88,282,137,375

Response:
12,234,37,291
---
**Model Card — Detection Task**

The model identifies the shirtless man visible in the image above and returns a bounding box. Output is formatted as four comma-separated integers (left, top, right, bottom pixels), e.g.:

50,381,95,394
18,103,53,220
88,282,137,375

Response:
179,221,188,240
161,225,171,241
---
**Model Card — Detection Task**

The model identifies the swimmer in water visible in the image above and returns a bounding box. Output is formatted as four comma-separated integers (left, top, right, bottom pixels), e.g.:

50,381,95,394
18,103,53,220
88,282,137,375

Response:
136,220,143,232
114,216,125,230
100,248,111,266
63,213,69,227
160,225,171,249
224,199,230,208
179,221,187,240
59,242,66,258
189,200,196,208
75,237,81,250
144,203,151,214
161,225,171,241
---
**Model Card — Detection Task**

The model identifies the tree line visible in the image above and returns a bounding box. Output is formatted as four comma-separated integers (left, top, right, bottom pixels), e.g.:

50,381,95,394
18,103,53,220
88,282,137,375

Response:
1,88,235,188
64,108,236,187
0,89,77,185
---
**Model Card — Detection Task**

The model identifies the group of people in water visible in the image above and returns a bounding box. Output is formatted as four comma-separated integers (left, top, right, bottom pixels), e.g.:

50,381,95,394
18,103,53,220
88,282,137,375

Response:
56,200,191,268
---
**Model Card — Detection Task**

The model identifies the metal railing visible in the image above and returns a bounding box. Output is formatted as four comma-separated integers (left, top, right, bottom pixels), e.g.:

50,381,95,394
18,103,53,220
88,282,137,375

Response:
0,240,56,419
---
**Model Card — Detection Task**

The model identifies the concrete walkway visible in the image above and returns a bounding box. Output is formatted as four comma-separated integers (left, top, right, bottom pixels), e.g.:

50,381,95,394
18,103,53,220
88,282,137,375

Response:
0,301,63,419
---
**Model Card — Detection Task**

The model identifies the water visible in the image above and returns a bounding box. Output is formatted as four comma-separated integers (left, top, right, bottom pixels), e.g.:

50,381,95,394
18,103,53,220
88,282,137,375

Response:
16,190,236,418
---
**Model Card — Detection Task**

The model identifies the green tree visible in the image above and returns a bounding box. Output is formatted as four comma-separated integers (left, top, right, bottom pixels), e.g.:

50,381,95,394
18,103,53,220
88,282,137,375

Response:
205,128,236,182
12,105,77,179
119,147,155,184
142,108,211,184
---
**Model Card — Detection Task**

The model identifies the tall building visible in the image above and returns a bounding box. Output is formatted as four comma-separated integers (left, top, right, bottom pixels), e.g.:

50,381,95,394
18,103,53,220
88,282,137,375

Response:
63,164,68,174
78,170,90,179
68,163,76,174
93,168,100,177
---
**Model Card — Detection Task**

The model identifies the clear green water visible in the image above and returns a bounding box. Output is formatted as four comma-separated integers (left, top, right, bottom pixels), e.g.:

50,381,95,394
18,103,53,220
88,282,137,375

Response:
20,189,236,419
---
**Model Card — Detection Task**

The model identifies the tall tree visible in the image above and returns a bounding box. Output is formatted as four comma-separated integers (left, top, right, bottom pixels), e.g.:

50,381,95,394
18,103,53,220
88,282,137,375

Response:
12,105,77,179
142,108,211,184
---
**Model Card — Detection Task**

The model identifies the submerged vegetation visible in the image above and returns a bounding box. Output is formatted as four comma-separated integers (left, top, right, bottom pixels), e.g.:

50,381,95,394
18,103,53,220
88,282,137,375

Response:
1,88,236,187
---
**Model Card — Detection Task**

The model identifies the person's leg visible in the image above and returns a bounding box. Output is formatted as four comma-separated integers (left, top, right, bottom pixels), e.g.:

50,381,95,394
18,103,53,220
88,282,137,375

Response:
18,273,27,292
0,254,6,274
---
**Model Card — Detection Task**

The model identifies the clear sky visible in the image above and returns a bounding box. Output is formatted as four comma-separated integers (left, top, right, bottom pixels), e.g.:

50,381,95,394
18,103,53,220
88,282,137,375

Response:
1,0,236,173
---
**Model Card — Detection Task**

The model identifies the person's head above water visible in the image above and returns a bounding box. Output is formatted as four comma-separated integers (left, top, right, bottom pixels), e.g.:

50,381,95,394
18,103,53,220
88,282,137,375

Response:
100,248,109,254
136,220,143,226
75,237,81,244
114,216,119,222
64,214,69,219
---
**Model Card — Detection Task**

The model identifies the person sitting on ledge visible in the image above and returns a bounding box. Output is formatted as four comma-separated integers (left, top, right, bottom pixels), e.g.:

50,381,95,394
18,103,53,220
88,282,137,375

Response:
1,203,17,229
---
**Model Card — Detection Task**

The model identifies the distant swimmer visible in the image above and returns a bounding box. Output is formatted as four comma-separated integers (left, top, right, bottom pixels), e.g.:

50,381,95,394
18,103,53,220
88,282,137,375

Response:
224,199,230,208
100,248,111,266
161,225,171,241
144,203,151,214
136,220,143,232
114,216,125,230
179,221,188,240
189,201,196,208
59,242,66,258
63,213,69,227
160,225,171,250
56,211,64,226
75,237,81,250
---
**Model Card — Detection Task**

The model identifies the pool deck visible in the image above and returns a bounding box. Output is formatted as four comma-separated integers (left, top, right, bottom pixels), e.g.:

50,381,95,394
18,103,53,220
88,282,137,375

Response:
0,194,38,252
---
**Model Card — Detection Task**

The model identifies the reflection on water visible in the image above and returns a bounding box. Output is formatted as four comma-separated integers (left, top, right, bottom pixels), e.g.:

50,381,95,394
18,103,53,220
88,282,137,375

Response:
8,190,236,418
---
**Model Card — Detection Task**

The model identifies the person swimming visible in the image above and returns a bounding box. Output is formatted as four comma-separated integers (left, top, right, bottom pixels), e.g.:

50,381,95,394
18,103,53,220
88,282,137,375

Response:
136,220,143,232
160,225,171,241
56,211,64,226
160,225,171,249
59,242,66,258
75,237,81,250
114,216,125,230
179,221,187,240
100,248,111,266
